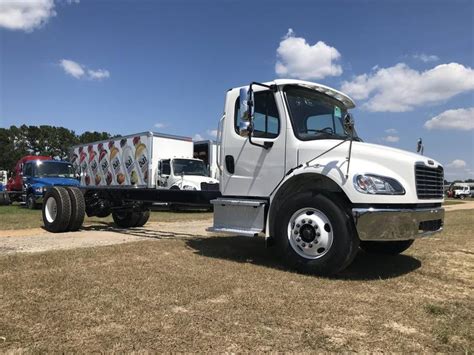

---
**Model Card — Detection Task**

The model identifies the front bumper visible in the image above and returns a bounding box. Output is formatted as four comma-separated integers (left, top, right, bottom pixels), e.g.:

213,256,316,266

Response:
352,207,444,241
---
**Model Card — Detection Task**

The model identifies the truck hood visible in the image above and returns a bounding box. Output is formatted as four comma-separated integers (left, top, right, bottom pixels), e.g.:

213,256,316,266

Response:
171,175,219,189
296,139,443,204
31,177,80,187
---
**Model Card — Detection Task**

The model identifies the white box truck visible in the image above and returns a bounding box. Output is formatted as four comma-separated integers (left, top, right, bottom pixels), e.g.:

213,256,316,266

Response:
70,132,219,191
42,79,445,275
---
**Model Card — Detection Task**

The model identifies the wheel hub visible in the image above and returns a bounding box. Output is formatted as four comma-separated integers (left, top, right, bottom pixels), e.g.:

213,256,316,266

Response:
300,224,316,243
287,208,333,260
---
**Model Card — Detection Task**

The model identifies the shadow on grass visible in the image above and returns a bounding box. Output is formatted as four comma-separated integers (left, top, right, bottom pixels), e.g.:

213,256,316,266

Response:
185,236,421,280
80,222,208,240
80,224,421,280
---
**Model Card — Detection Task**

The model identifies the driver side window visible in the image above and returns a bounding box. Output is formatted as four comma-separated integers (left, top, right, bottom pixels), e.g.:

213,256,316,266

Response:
23,163,33,177
234,91,280,138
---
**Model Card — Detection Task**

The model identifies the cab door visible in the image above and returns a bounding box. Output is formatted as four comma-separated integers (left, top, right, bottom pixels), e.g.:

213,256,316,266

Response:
220,88,287,197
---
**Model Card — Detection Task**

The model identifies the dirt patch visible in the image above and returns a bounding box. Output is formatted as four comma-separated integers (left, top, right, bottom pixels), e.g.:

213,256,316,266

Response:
444,200,474,211
0,220,213,255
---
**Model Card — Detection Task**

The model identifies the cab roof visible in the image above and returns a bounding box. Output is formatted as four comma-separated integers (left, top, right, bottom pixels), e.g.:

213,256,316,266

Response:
232,79,356,109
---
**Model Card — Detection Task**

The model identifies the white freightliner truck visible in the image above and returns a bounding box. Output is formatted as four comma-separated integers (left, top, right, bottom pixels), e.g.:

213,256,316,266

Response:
41,79,445,275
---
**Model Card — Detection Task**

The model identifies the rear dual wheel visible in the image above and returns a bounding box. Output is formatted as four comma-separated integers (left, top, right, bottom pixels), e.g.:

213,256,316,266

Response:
42,187,85,233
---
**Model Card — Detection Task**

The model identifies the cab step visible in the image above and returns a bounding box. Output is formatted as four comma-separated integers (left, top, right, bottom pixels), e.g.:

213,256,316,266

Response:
207,198,267,237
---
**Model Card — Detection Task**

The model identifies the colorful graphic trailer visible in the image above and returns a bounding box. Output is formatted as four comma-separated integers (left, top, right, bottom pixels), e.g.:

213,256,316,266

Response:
71,132,193,188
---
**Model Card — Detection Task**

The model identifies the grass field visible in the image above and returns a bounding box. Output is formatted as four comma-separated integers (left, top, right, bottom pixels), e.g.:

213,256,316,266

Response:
0,204,212,230
443,199,466,206
0,210,472,352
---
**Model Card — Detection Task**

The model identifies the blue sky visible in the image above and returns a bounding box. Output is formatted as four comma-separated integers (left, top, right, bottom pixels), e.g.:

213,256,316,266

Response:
1,0,473,180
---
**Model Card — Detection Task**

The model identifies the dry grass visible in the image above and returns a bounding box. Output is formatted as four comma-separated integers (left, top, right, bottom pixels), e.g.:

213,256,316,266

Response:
0,204,211,230
0,210,472,352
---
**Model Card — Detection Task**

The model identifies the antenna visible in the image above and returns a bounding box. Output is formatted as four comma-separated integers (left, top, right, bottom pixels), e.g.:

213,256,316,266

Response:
417,138,424,155
344,113,355,178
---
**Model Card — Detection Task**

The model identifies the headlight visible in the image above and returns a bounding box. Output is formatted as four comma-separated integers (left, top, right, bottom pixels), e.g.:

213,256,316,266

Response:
34,186,44,194
182,185,197,191
353,174,405,195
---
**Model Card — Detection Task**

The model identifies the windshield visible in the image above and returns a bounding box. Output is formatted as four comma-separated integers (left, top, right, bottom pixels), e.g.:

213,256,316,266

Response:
172,159,208,176
285,86,357,141
35,162,75,178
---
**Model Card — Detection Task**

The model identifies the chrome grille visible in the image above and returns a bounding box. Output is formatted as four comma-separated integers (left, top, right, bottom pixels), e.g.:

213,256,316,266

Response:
415,163,444,199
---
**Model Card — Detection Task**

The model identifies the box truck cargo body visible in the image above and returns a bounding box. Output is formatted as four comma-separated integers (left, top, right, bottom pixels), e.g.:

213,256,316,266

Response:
71,132,194,189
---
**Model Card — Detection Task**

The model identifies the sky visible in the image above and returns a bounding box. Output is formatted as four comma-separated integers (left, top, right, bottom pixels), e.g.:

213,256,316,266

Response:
0,0,473,180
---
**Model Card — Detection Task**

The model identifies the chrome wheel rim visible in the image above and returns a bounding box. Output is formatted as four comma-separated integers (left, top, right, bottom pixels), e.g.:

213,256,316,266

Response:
287,208,333,259
45,196,58,223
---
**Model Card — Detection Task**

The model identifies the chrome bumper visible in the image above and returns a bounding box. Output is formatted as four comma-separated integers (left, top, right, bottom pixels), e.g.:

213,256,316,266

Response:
352,207,444,241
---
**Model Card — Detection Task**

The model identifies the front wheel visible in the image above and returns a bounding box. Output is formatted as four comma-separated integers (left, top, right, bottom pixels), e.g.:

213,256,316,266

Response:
26,194,38,210
360,240,414,255
274,193,359,276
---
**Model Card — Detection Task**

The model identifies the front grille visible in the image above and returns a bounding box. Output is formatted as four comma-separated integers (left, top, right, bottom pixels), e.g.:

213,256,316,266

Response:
415,163,444,199
201,182,220,191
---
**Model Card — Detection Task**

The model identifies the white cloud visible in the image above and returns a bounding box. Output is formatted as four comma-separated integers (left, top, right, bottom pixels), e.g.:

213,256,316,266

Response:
447,159,467,169
413,54,439,63
0,0,79,32
382,135,400,143
275,28,343,80
385,128,398,134
154,122,166,129
207,129,217,138
87,69,110,80
341,63,474,112
59,59,110,80
424,107,474,131
193,134,204,141
60,59,85,78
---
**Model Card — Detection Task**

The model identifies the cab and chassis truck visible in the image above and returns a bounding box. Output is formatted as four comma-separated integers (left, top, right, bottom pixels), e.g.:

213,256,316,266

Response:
41,79,445,275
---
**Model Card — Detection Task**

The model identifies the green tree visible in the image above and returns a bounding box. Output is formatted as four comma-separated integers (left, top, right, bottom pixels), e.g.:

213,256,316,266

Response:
0,125,113,172
78,131,112,144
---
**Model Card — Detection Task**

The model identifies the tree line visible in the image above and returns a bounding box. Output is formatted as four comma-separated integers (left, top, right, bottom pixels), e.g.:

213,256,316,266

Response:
0,125,114,172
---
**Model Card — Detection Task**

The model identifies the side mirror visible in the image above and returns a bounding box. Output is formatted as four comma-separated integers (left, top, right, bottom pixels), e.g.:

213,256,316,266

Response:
238,121,252,137
239,87,254,122
343,113,355,136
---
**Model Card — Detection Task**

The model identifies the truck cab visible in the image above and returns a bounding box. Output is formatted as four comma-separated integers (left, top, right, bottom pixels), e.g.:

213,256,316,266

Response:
210,79,444,274
21,159,79,209
156,158,219,191
451,183,471,199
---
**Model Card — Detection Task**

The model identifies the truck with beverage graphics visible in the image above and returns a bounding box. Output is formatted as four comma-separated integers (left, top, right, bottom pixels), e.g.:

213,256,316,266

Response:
42,79,445,275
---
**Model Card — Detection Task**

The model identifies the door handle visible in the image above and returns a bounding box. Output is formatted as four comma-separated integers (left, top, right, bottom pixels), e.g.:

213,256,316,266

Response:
225,155,235,174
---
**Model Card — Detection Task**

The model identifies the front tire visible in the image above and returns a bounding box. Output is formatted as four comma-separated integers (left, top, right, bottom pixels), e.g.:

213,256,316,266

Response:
274,193,359,276
42,187,72,233
360,240,414,255
26,194,38,210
